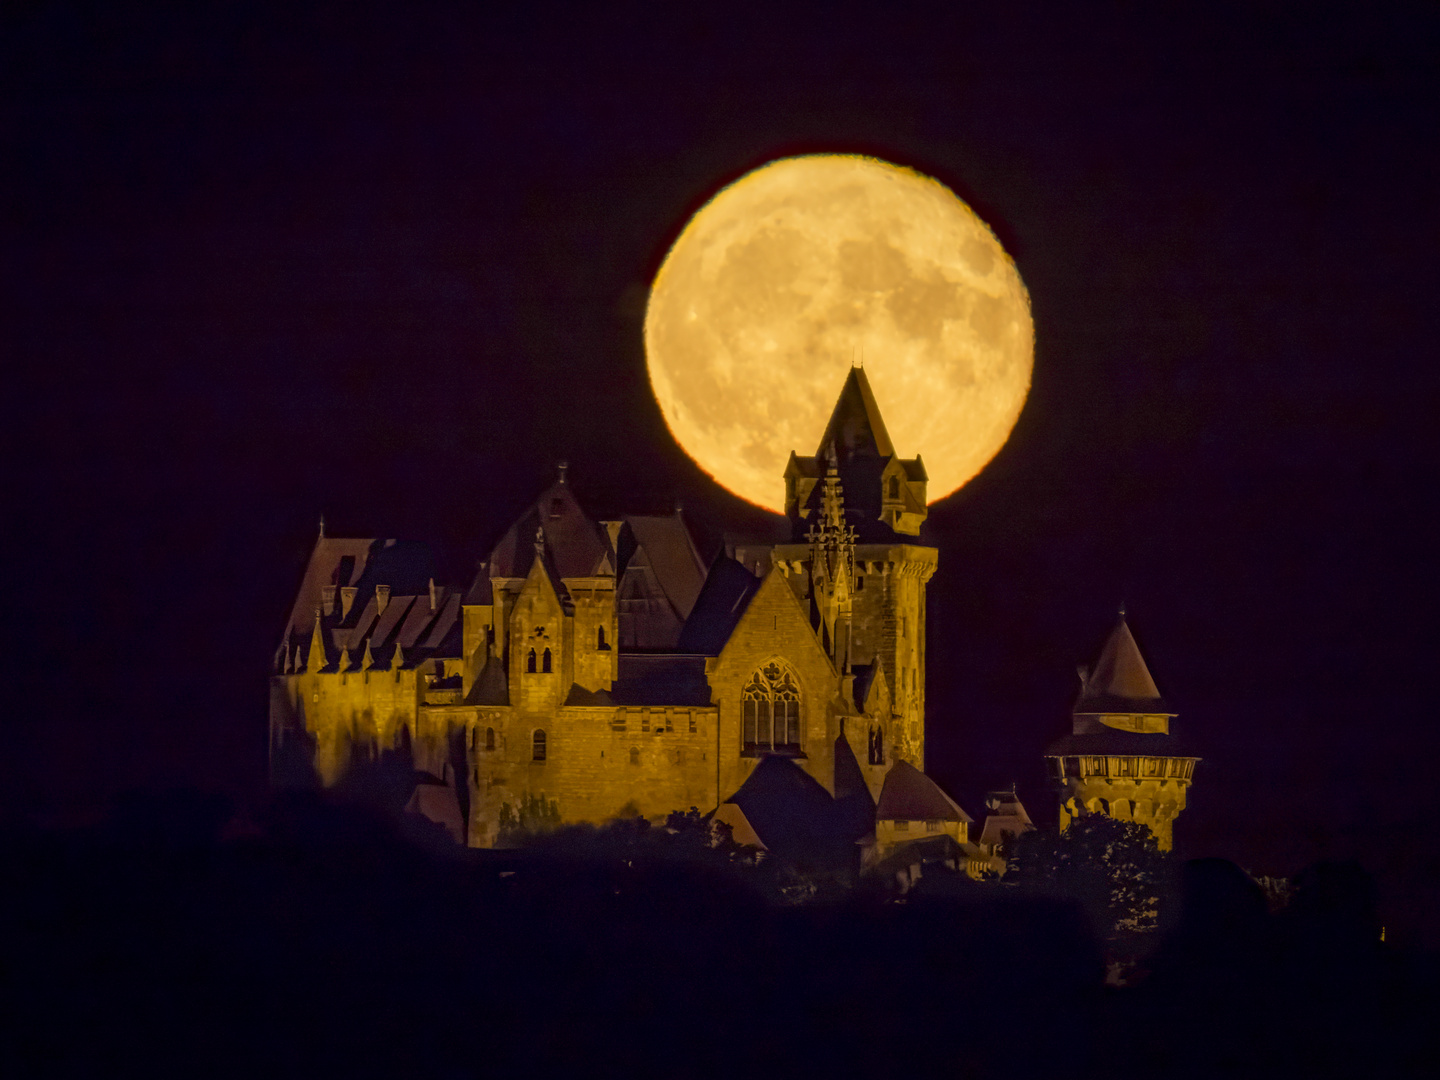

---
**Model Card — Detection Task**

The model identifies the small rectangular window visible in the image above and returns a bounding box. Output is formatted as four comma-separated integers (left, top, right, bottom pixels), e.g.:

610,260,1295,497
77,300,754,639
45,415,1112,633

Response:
641,709,650,733
926,820,941,833
895,820,909,832
688,711,697,734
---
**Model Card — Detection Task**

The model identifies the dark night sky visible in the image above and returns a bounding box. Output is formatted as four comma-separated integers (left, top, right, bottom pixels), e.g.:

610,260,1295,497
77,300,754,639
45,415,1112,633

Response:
6,3,1440,935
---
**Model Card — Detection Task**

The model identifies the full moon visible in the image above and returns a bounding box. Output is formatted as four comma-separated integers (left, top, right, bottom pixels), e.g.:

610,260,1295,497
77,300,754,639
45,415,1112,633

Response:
645,154,1033,513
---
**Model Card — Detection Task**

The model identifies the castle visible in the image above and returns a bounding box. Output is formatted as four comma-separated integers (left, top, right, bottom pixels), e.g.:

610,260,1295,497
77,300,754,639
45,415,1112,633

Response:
269,368,1197,860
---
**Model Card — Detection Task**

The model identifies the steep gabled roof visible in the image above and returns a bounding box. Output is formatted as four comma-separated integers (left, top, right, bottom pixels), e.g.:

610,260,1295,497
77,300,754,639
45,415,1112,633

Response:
283,535,380,640
623,513,706,620
1076,615,1174,714
876,761,972,823
467,654,509,706
724,756,854,870
676,554,762,655
489,480,611,581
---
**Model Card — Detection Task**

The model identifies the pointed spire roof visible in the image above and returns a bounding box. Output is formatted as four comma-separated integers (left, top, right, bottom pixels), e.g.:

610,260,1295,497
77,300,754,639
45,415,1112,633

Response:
1075,613,1174,714
788,367,928,541
815,366,894,461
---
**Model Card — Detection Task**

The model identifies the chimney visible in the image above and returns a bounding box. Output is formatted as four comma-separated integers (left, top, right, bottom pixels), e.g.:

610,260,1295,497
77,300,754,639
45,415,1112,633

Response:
376,585,391,614
340,587,358,619
320,585,336,616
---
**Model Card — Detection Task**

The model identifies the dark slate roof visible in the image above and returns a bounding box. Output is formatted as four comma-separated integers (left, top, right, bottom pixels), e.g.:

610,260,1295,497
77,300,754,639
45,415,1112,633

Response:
563,684,616,707
369,595,417,654
467,655,509,706
725,756,855,871
610,654,712,706
832,734,876,842
978,816,1031,849
464,566,494,605
1076,616,1174,715
489,481,612,580
817,366,895,459
624,513,706,620
419,593,462,653
676,554,761,655
1045,729,1198,758
833,732,870,803
284,535,381,639
876,761,972,823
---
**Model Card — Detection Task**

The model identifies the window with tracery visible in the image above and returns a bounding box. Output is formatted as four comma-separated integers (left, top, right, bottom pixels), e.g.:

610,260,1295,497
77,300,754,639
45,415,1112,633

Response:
742,660,802,753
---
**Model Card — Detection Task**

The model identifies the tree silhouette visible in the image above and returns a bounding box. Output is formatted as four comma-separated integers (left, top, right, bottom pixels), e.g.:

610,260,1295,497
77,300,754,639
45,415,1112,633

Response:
1005,814,1173,937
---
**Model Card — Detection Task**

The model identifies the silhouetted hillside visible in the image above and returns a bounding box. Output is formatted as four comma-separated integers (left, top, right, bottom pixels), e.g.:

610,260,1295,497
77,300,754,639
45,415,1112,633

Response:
3,789,1436,1079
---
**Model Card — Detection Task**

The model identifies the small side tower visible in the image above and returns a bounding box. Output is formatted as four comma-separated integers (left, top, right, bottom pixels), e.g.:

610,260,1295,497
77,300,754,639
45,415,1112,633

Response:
1043,610,1199,850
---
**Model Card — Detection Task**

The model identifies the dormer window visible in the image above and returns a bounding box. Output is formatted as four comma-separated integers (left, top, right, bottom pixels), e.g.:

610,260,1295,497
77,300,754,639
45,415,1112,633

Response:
888,476,900,500
549,498,564,518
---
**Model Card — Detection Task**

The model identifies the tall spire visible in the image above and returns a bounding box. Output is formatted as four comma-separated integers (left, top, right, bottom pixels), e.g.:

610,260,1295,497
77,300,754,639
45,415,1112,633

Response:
785,368,928,539
815,366,894,462
805,454,856,669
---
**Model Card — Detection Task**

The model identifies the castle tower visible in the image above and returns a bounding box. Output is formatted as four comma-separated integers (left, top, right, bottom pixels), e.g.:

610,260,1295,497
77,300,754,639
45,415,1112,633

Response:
1043,611,1199,850
775,368,936,768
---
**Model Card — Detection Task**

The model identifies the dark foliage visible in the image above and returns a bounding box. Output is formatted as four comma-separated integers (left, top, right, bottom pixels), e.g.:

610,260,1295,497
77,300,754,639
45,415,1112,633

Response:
2,791,1437,1080
1004,813,1174,937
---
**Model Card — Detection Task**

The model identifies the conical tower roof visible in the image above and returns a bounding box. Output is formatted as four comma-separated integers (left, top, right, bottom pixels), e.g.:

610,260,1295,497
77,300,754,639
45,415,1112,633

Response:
1075,613,1174,715
815,366,894,461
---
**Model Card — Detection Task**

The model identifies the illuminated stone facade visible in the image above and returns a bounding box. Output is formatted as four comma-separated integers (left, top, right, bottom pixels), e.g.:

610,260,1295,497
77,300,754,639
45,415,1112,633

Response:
1043,614,1199,850
269,369,937,847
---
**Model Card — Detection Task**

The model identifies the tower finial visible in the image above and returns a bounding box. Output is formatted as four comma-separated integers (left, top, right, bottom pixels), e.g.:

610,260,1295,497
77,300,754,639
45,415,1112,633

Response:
1119,601,1127,619
557,461,568,484
318,514,325,540
534,525,545,558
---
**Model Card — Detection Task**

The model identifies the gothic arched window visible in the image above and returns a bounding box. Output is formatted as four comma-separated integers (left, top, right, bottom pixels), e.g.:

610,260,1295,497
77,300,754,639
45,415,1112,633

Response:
542,647,553,673
742,660,802,753
888,476,900,500
485,727,496,752
532,730,547,762
526,648,537,673
629,747,640,766
597,625,607,650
